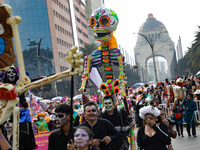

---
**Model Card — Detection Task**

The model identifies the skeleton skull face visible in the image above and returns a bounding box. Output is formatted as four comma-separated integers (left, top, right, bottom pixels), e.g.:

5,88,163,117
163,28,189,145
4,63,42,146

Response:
89,7,119,42
6,68,17,82
4,117,13,132
104,98,114,111
55,112,68,128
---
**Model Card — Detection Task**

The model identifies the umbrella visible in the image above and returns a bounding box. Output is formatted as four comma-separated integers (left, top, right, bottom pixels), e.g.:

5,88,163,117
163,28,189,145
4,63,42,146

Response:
73,94,82,100
134,83,144,89
40,99,52,103
51,96,63,101
34,96,43,101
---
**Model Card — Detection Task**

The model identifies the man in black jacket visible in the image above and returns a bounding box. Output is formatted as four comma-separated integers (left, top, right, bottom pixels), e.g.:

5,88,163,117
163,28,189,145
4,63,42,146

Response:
48,104,75,150
80,102,121,150
101,96,135,150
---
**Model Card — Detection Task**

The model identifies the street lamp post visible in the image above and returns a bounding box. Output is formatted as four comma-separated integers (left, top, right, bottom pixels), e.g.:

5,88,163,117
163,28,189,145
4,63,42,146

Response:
36,35,45,97
134,31,167,84
36,35,45,76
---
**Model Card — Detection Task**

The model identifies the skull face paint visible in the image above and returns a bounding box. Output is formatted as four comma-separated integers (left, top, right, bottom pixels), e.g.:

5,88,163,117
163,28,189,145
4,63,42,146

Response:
74,129,90,148
6,68,17,82
55,113,67,128
104,98,114,111
89,7,119,41
4,118,13,132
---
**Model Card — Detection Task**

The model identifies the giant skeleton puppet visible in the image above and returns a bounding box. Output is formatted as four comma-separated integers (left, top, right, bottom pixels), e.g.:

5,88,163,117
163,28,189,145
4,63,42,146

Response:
79,7,126,97
79,7,136,150
166,78,187,109
0,4,83,150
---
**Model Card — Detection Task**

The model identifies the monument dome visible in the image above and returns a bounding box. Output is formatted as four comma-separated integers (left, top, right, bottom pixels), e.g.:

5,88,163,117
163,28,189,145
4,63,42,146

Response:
139,13,166,32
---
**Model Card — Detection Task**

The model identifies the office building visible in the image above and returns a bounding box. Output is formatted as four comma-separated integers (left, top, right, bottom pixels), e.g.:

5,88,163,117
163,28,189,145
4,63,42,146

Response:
1,0,89,96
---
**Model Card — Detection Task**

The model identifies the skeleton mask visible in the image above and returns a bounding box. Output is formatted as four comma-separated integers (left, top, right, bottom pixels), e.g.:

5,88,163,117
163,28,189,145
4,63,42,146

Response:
89,7,119,42
6,68,17,82
55,113,67,128
4,117,13,132
104,98,114,111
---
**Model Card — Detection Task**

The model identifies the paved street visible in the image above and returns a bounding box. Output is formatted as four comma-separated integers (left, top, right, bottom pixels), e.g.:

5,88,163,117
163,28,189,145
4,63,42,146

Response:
171,126,200,150
133,126,200,150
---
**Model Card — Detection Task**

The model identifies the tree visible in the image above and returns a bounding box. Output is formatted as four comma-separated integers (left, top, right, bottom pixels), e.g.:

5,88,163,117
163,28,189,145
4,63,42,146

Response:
179,26,200,75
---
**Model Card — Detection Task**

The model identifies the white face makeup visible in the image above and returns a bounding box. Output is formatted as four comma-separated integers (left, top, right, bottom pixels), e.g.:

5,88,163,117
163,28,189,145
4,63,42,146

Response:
104,98,113,111
6,68,17,82
55,113,67,128
74,129,90,148
4,118,13,131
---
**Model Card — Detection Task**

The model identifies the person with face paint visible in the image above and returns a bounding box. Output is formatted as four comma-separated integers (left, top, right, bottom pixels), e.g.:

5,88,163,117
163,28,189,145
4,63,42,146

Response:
101,96,134,150
48,104,75,150
2,67,19,85
67,126,100,150
80,102,121,150
0,127,12,150
36,113,49,133
3,114,37,150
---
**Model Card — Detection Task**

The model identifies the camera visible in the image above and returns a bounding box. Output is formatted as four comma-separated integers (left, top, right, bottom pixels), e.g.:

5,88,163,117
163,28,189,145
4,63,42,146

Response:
166,118,176,126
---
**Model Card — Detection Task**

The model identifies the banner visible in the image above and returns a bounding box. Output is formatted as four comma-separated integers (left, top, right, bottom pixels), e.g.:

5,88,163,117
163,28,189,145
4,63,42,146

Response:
28,91,46,116
35,131,52,150
89,67,103,89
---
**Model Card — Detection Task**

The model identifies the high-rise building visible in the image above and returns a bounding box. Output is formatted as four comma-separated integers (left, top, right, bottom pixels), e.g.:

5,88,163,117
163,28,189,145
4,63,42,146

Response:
1,0,89,96
72,0,89,47
176,36,183,61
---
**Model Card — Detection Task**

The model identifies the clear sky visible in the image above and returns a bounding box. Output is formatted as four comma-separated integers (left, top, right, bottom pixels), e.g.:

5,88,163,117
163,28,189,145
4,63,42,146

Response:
103,0,200,60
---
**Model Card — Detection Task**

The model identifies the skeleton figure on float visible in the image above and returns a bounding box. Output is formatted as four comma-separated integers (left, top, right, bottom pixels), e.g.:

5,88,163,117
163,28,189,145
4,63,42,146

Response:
79,7,126,97
166,78,187,109
79,8,136,150
0,4,83,150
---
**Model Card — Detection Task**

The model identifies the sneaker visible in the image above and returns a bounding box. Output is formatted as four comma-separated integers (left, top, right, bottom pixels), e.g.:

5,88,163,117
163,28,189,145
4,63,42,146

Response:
193,135,197,137
181,134,184,137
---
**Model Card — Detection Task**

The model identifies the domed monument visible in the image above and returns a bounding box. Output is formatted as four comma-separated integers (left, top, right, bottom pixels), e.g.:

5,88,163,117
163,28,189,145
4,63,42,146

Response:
134,14,177,82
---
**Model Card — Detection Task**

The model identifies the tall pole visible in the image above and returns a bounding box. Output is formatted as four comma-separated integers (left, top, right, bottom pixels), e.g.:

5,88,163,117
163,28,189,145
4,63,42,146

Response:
36,35,45,77
134,31,167,84
36,35,45,97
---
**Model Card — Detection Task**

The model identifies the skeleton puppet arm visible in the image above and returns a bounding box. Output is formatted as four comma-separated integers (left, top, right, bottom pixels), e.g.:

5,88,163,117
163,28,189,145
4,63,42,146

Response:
117,56,126,96
79,55,92,92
